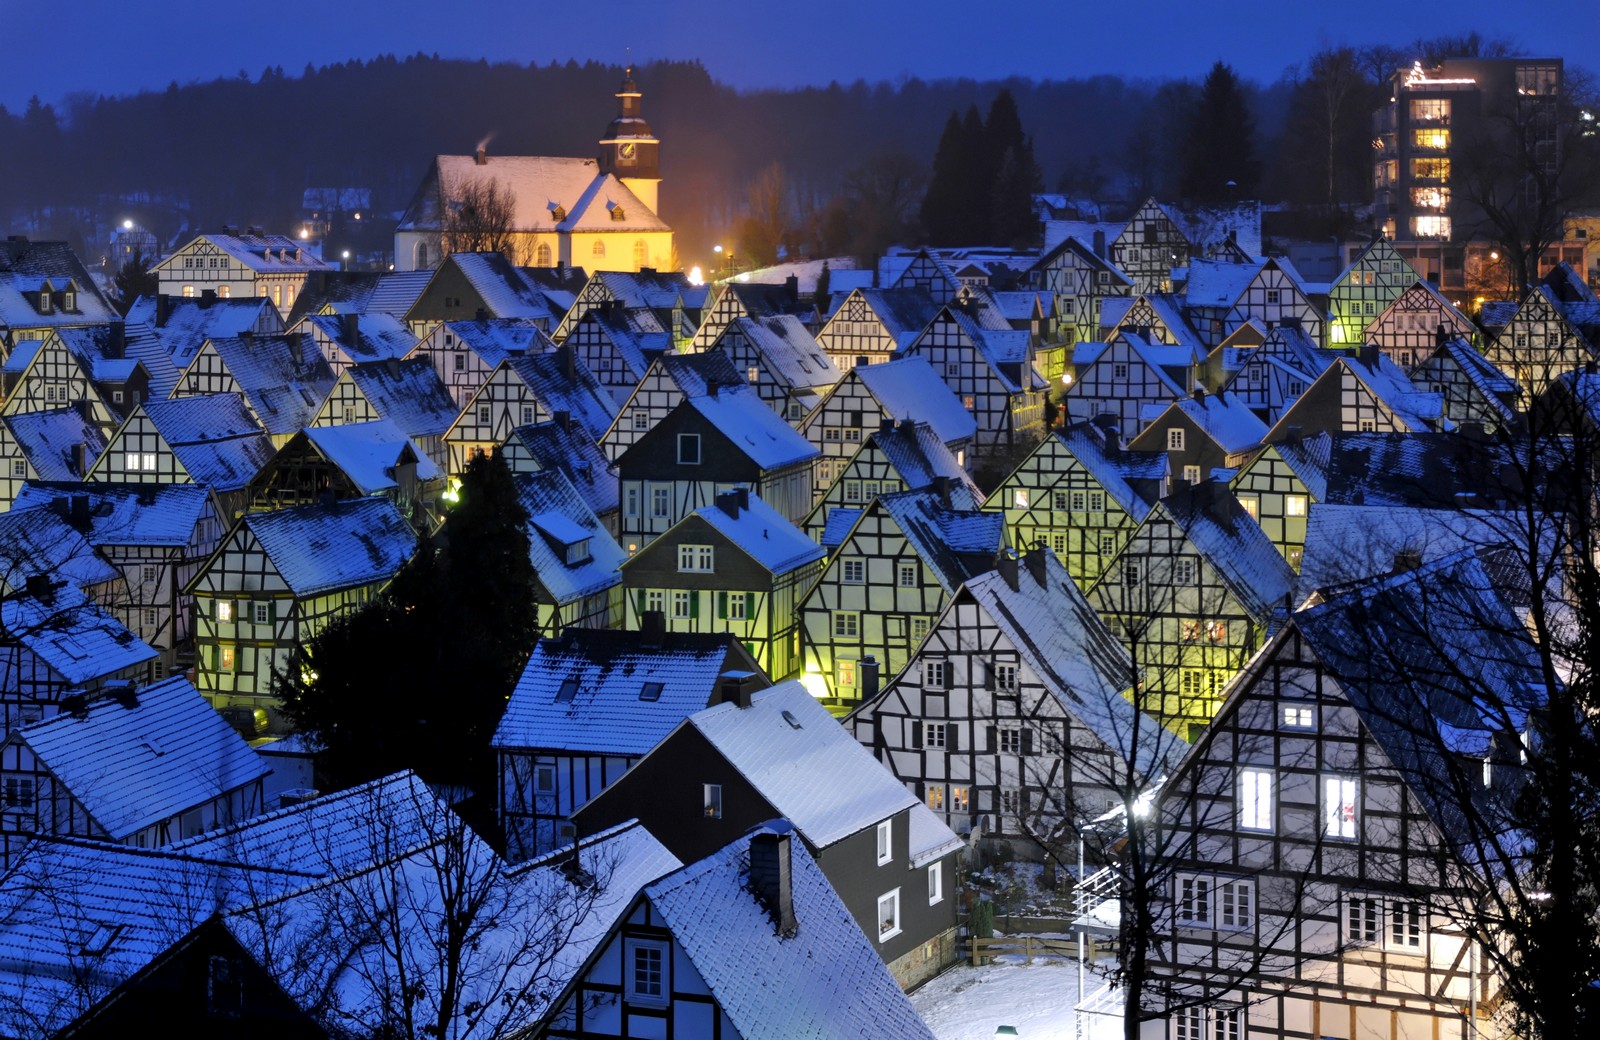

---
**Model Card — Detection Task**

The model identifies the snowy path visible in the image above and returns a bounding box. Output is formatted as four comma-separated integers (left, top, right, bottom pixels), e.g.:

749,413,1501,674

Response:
910,960,1125,1040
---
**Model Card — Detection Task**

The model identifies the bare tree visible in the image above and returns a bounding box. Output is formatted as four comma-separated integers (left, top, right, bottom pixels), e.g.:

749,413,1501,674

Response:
440,175,519,263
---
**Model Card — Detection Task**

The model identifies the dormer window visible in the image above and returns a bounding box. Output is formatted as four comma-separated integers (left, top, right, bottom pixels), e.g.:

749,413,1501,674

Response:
610,206,626,222
62,291,75,311
564,538,591,565
36,289,52,315
550,204,567,223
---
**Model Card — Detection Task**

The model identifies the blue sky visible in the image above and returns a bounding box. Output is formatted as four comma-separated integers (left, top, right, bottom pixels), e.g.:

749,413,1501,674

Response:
5,0,1590,112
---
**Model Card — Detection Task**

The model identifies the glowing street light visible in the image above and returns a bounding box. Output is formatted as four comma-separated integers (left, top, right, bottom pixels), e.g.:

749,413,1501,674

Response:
121,219,134,230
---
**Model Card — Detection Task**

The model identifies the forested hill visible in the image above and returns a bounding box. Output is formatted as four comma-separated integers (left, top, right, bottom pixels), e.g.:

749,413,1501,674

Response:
0,53,1302,260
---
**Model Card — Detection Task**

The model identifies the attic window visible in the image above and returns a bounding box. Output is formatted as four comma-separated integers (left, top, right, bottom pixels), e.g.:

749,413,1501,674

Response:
611,206,626,222
36,290,52,315
639,681,664,702
62,291,75,312
80,923,121,955
555,678,580,703
550,204,567,222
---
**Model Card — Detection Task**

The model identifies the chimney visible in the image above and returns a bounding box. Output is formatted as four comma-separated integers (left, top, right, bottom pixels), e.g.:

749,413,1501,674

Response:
785,274,800,303
1359,344,1380,369
996,551,1020,591
706,380,720,398
342,312,359,342
640,610,666,649
24,574,51,604
475,306,488,322
558,345,576,380
716,488,743,519
1092,229,1106,258
70,442,89,478
69,494,91,528
106,324,125,360
554,409,571,433
111,684,139,710
1436,322,1449,350
1393,548,1423,574
879,417,896,435
156,294,172,327
858,655,882,702
1192,385,1207,405
898,418,917,436
200,288,217,303
1023,545,1049,587
749,830,798,937
1103,425,1121,456
931,475,952,509
474,145,487,166
386,358,401,380
717,670,758,708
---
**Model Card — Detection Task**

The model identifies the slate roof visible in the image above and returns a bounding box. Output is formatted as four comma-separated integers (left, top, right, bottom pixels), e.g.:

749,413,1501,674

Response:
493,629,761,754
1169,390,1269,454
851,287,942,347
12,482,211,547
939,308,1039,392
0,506,120,593
1056,423,1168,516
197,333,337,437
363,270,436,319
503,350,619,443
576,305,671,375
1254,323,1335,379
303,312,418,364
120,320,184,398
444,317,552,367
400,155,667,233
693,493,823,573
136,394,276,491
1098,293,1199,342
513,467,626,605
1182,258,1264,309
12,675,265,839
636,825,936,1040
0,583,156,685
1041,220,1123,255
876,485,1004,594
685,391,817,470
654,349,744,398
342,357,461,438
441,252,566,323
583,269,696,311
1160,481,1296,619
4,408,106,480
720,315,841,392
870,419,976,493
159,232,331,274
852,356,978,444
0,271,120,331
1297,503,1532,596
503,419,619,519
239,497,416,598
301,420,443,493
1343,352,1446,432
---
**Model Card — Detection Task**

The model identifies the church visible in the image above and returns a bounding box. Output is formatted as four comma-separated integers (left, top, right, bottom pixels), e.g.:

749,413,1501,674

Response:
393,68,673,274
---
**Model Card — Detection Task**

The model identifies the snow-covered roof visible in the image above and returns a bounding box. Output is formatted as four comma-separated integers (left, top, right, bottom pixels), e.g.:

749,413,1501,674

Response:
0,272,121,332
1176,201,1262,259
12,675,266,839
870,419,976,494
1297,503,1529,596
4,408,106,480
1056,423,1168,517
413,154,667,232
444,317,552,368
685,391,817,470
637,825,936,1040
303,312,418,364
734,256,862,297
136,393,276,491
194,333,336,437
692,492,823,573
1098,293,1197,342
504,350,619,444
820,506,862,549
241,497,416,597
720,315,840,392
0,583,155,685
12,482,211,547
301,420,443,493
1042,220,1123,255
342,357,461,438
1426,338,1519,420
493,629,759,754
439,252,566,324
514,468,625,604
584,269,696,311
1160,482,1296,620
120,320,184,398
364,270,436,318
1169,390,1269,454
845,287,942,341
0,506,120,593
158,232,331,274
876,485,1004,594
575,305,670,375
1182,257,1264,309
1343,352,1447,432
853,356,978,445
503,419,618,519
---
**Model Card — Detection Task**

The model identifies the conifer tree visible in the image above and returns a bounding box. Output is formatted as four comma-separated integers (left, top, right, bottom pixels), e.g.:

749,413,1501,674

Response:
920,110,976,246
1179,61,1260,204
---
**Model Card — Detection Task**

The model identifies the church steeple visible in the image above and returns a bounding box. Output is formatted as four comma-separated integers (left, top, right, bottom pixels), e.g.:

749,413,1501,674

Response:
598,64,661,213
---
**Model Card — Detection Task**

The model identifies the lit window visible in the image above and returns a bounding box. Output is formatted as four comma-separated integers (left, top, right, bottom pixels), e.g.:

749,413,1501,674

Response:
1013,488,1029,508
219,645,236,671
1323,775,1358,840
216,601,234,623
927,784,944,810
746,365,760,383
843,559,865,584
1237,493,1259,519
625,939,669,1004
876,819,892,865
593,241,606,257
1285,494,1308,517
837,659,856,687
702,783,721,819
951,786,970,813
833,611,859,639
962,394,975,410
677,544,714,573
897,563,918,587
1206,620,1228,643
1281,704,1315,729
877,889,901,941
1238,768,1273,832
677,433,701,465
929,863,944,905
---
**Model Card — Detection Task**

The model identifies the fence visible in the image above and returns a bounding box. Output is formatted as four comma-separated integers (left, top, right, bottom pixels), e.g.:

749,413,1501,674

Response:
969,934,1096,966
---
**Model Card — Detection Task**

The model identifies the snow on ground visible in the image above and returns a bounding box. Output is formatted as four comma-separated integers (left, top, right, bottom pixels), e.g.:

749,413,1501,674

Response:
911,959,1124,1040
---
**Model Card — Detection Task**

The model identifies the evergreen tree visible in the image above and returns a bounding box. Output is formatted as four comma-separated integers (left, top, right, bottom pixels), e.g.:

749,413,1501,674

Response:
1179,61,1260,204
985,89,1043,247
110,249,158,317
920,110,976,246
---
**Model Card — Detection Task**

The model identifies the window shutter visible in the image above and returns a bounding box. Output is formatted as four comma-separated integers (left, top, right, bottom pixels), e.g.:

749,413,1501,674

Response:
984,664,996,691
690,593,699,620
915,781,925,800
742,592,753,618
1022,728,1034,755
948,725,959,752
986,726,996,752
266,600,275,624
912,723,923,750
634,589,645,616
717,591,727,620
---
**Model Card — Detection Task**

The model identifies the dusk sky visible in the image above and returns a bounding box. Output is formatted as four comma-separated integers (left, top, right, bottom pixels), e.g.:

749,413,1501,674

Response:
7,0,1594,113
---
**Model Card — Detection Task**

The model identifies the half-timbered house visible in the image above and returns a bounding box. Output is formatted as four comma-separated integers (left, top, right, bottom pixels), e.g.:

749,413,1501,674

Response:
0,503,122,599
1264,347,1447,442
0,407,106,511
1222,324,1335,426
86,394,276,520
187,497,416,714
154,231,332,318
615,388,817,553
1129,389,1269,488
1088,479,1296,732
1184,257,1322,351
799,418,976,544
543,826,939,1037
170,332,336,447
849,547,1180,857
309,356,459,470
0,239,120,348
0,675,268,863
295,311,419,376
556,302,670,405
551,268,703,346
708,314,841,422
799,355,977,498
128,294,283,399
620,488,823,679
0,584,156,732
689,281,805,350
48,325,152,420
415,316,553,408
905,304,1046,457
245,421,443,526
493,624,766,859
514,466,627,636
0,332,115,435
1097,293,1203,347
1363,279,1478,369
443,347,617,477
887,249,962,304
1411,334,1521,432
814,287,940,371
1326,238,1418,348
502,417,620,536
1483,264,1600,395
599,351,742,463
1110,197,1193,294
797,482,1004,706
1229,435,1327,572
574,681,965,988
401,250,567,337
1064,328,1196,438
1029,235,1135,350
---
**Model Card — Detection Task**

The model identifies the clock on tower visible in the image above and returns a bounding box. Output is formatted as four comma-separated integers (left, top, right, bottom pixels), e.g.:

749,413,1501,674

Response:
597,66,661,213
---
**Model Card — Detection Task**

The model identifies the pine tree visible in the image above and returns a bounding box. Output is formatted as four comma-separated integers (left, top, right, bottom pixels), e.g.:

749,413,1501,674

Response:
1179,61,1261,204
920,110,975,246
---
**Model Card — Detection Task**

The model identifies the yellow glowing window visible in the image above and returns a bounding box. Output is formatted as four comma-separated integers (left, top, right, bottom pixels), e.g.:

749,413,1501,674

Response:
1410,128,1450,150
1410,158,1451,181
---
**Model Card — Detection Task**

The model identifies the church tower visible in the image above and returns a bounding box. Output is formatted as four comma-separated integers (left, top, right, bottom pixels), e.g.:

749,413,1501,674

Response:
597,66,662,214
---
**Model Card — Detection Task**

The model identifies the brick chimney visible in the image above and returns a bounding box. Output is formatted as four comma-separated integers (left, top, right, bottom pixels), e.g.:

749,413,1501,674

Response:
749,829,798,937
639,610,666,649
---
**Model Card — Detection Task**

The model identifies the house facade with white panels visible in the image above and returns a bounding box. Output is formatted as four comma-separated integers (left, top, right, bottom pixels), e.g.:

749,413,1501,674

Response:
0,408,106,511
1110,197,1193,294
557,304,670,406
13,483,224,674
1028,235,1134,349
85,395,277,520
0,332,114,434
0,245,120,349
1229,438,1326,573
615,391,817,554
1129,389,1269,488
1410,337,1521,433
401,250,569,337
0,585,156,732
246,422,443,529
1087,480,1296,733
1097,293,1203,347
0,675,268,864
985,422,1167,589
1364,280,1478,369
798,356,977,499
550,268,701,345
545,828,938,1037
688,281,803,350
514,467,626,637
1264,349,1447,443
295,311,419,376
798,419,976,544
1063,329,1193,439
309,357,460,471
187,497,416,713
849,549,1182,861
493,628,765,860
889,249,962,304
620,489,823,680
1184,258,1323,351
1144,556,1530,1040
814,287,941,372
415,317,552,408
904,305,1046,457
708,314,840,423
170,332,336,447
574,684,965,990
153,232,332,317
797,484,1004,707
1326,238,1418,348
599,351,743,464
442,348,617,477
1484,278,1600,396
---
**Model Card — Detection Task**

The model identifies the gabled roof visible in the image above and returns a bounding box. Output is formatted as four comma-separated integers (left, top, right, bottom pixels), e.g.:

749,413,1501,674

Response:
636,826,936,1040
1032,234,1133,284
0,583,155,685
1057,423,1168,517
0,272,120,331
4,408,106,480
502,350,619,443
436,252,566,323
127,296,280,363
0,506,120,593
195,333,336,437
13,482,212,547
820,507,862,549
120,320,184,398
1175,201,1262,259
399,154,667,233
237,497,415,598
443,317,552,367
1098,293,1198,343
493,629,762,754
342,357,461,438
1341,352,1447,432
1252,323,1336,379
720,315,841,392
848,287,942,344
935,307,1037,393
135,394,276,490
1042,219,1123,255
158,232,331,274
583,268,697,311
876,485,1004,594
301,420,443,493
684,391,817,470
303,312,418,364
514,468,625,604
503,419,618,519
11,676,265,840
363,270,436,318
852,356,978,444
654,349,745,399
869,420,975,493
0,240,118,325
1164,390,1269,455
576,305,670,375
691,493,823,574
689,682,958,856
1159,481,1296,619
1428,336,1520,413
1182,257,1266,309
1297,503,1533,596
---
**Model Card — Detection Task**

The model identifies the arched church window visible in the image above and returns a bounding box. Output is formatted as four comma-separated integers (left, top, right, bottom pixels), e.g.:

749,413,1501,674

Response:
633,240,648,271
415,241,431,269
593,241,606,258
535,243,553,267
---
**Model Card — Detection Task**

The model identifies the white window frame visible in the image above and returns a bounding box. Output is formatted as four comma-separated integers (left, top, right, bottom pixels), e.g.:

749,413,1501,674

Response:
896,563,918,587
1167,427,1185,451
842,559,865,584
833,611,859,639
677,544,714,573
877,888,901,942
923,660,948,690
924,721,947,748
1237,768,1274,832
1323,774,1359,840
624,937,670,1006
876,819,892,865
1280,704,1315,730
702,783,722,819
928,863,944,905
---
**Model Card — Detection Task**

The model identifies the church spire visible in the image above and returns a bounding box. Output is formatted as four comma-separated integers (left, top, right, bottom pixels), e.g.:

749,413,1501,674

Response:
598,62,661,212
